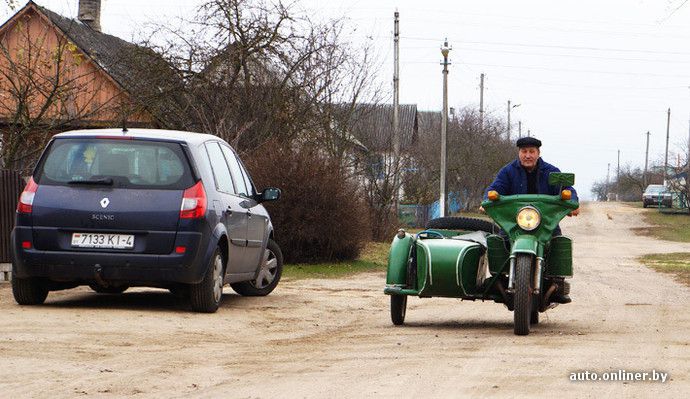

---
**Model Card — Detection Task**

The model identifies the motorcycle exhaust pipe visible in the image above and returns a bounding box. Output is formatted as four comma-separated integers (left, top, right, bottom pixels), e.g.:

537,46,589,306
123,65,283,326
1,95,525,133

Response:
541,282,558,311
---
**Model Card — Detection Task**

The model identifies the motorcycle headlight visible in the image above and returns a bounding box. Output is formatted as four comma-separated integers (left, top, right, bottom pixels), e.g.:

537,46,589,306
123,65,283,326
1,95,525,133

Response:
516,206,541,231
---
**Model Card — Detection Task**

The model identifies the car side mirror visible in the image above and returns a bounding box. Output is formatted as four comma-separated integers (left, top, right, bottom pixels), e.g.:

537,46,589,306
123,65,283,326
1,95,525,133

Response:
548,172,575,187
259,187,281,203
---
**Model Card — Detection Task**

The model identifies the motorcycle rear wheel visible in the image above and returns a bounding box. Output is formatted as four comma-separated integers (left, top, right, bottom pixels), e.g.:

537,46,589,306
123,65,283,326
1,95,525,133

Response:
514,254,533,335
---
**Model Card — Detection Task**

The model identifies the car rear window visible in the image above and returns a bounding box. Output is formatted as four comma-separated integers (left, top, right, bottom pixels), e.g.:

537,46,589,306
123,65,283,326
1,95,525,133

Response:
645,186,664,194
36,138,195,189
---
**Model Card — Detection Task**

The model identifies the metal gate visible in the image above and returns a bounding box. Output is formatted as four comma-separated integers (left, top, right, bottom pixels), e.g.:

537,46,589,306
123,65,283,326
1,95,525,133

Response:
1,170,24,263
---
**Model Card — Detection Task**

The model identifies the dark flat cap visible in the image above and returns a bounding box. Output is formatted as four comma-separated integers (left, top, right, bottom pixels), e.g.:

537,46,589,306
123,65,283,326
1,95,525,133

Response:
516,136,542,148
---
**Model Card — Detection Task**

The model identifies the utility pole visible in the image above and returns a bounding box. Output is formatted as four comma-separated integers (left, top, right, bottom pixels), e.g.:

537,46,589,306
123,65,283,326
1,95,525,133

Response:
479,73,485,130
439,39,451,217
617,150,621,201
507,101,520,140
665,108,671,184
644,131,650,187
392,11,400,213
518,121,522,138
507,100,511,140
606,163,610,201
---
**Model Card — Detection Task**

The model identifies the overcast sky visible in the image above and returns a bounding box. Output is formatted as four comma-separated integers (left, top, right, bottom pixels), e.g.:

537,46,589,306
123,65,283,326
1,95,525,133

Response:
3,0,690,200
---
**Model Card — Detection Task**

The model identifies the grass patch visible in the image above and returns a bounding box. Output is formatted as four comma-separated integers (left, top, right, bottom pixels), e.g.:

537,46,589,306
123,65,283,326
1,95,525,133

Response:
282,241,390,280
639,253,690,287
637,208,690,242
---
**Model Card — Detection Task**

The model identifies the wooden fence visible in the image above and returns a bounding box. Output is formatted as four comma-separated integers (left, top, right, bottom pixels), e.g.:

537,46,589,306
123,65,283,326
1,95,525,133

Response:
1,170,24,272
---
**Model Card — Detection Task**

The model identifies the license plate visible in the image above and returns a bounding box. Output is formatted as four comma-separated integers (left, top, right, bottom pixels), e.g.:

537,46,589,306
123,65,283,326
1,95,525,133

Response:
71,233,134,249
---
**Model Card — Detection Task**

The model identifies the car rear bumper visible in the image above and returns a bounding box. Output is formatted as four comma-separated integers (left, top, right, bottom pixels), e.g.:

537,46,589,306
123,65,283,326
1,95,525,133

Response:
11,228,211,284
643,197,672,206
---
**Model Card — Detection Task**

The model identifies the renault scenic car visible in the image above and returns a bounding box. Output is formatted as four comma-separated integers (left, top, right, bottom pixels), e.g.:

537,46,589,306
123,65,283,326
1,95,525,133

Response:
11,128,282,312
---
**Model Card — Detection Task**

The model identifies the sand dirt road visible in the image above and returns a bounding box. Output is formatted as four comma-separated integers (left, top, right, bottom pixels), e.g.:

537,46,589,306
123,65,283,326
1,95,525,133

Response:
0,202,688,398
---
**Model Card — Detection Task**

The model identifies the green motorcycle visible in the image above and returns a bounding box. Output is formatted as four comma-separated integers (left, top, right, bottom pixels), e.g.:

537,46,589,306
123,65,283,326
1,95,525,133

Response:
384,173,579,335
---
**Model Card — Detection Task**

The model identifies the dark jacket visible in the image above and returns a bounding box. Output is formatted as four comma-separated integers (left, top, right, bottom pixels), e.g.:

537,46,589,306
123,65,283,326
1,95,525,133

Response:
484,158,578,201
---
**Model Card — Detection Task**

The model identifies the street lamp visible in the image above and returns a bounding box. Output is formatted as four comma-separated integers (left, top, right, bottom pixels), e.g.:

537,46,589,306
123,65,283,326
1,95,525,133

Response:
507,100,521,140
439,39,451,217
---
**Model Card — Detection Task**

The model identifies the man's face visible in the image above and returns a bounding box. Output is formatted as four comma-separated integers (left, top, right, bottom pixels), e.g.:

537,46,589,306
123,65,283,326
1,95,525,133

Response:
519,146,540,171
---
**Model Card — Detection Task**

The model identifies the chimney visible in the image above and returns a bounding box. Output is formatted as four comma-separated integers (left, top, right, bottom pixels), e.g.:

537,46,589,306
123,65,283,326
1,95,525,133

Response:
78,0,101,32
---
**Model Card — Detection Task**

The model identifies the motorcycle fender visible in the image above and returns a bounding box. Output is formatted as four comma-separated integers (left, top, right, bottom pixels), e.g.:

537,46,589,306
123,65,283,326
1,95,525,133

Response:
386,233,413,287
511,235,539,256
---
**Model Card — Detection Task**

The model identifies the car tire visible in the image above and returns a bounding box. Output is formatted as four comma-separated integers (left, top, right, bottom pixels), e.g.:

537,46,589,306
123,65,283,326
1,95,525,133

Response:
231,239,283,297
390,295,407,325
426,216,499,233
89,284,129,294
12,277,48,305
190,246,224,313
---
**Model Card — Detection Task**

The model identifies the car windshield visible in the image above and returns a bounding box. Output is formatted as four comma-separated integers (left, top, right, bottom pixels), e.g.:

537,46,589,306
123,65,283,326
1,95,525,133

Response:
36,138,195,189
644,185,665,194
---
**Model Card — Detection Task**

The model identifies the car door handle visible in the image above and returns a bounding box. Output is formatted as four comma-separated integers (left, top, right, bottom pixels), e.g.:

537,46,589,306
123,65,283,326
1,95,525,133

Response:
225,206,233,214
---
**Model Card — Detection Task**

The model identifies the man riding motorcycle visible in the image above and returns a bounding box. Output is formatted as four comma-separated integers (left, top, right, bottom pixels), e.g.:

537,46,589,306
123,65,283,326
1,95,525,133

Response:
480,136,579,303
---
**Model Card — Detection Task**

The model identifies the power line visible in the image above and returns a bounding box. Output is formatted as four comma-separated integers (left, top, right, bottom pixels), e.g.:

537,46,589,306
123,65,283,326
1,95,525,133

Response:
456,61,690,79
399,36,690,56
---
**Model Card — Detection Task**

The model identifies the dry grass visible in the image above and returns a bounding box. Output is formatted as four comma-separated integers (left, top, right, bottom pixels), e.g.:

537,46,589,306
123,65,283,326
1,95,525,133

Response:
282,241,390,280
639,253,690,287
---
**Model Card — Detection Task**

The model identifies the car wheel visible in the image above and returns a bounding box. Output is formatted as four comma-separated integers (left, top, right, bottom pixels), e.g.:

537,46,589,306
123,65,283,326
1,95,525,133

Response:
89,284,129,294
190,246,224,313
231,239,283,297
390,295,407,325
12,277,48,305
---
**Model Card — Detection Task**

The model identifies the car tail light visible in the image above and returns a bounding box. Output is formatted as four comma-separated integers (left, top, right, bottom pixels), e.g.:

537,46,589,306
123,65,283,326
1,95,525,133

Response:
22,241,31,249
17,177,38,214
180,181,207,219
175,246,186,254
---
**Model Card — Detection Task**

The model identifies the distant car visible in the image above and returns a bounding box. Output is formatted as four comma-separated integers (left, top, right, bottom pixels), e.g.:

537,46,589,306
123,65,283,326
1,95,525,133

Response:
11,128,282,312
642,184,672,208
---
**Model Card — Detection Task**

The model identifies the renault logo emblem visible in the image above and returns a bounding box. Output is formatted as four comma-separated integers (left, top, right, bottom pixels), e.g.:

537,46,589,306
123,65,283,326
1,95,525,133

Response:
100,198,110,208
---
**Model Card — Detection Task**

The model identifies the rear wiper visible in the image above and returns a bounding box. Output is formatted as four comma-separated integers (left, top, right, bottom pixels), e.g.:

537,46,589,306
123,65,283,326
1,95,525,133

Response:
68,178,114,185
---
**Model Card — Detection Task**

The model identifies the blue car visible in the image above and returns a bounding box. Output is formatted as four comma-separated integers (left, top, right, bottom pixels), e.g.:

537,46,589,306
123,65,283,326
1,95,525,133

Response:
11,128,282,312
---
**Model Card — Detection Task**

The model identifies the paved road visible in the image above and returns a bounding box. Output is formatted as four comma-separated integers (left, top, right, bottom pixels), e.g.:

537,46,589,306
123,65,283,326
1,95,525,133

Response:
0,202,688,398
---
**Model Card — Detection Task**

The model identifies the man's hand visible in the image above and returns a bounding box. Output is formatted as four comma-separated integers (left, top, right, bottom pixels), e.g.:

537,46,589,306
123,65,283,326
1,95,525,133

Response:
567,208,580,217
478,206,486,214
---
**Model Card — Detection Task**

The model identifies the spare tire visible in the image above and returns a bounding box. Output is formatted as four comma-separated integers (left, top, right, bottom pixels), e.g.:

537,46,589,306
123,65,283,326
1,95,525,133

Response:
426,216,499,233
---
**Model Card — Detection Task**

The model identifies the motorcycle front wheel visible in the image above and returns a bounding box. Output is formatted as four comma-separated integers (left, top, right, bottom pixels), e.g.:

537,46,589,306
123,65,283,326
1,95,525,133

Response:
514,254,533,335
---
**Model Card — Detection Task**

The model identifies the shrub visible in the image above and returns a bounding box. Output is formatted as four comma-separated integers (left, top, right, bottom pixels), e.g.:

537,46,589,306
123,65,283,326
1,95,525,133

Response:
244,141,371,263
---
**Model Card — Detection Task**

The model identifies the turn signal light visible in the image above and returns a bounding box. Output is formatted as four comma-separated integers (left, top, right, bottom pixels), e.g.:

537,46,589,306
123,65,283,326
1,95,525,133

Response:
561,189,572,200
488,190,500,201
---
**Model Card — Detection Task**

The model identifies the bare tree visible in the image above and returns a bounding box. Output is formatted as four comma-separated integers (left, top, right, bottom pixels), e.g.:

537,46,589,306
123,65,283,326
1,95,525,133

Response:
126,0,366,155
0,16,132,172
666,144,690,213
406,108,514,212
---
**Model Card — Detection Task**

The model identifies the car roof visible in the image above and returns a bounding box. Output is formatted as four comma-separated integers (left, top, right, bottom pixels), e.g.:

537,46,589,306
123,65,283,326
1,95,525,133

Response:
53,128,223,145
